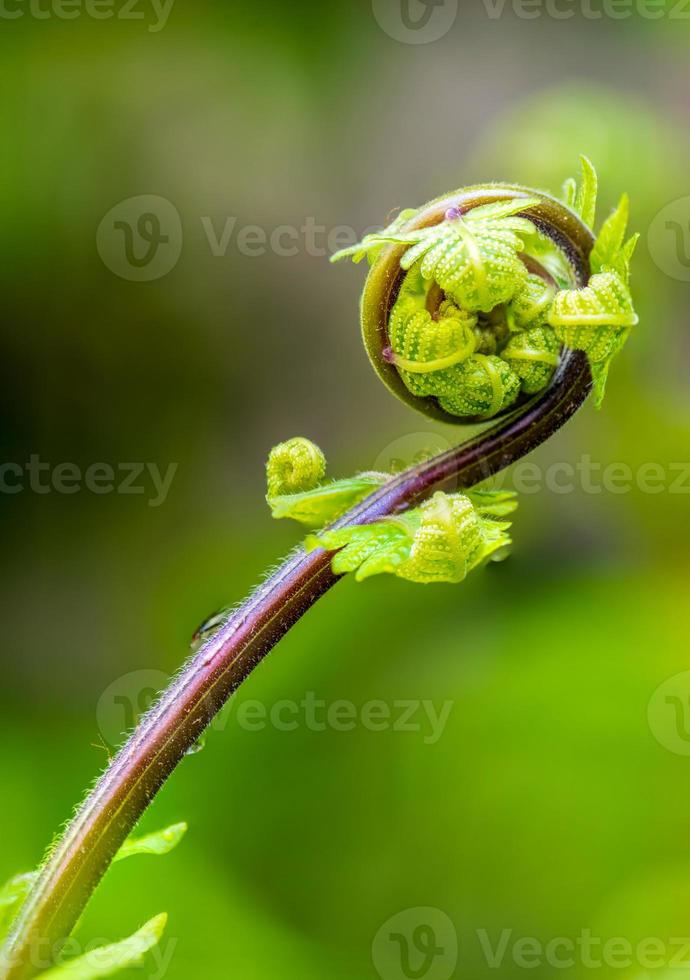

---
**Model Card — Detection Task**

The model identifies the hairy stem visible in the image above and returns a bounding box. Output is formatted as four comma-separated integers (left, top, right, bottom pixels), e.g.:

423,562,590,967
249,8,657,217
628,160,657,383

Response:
2,193,594,979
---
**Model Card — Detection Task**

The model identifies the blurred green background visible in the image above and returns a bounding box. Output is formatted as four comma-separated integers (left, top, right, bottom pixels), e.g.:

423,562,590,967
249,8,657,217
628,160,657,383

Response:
1,1,690,977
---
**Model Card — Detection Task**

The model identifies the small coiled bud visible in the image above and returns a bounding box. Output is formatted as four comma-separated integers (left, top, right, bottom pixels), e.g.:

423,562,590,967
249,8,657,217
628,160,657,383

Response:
507,273,556,332
549,271,636,360
436,355,521,419
266,438,388,528
501,325,561,395
266,437,326,498
548,270,638,405
387,271,478,399
548,189,639,405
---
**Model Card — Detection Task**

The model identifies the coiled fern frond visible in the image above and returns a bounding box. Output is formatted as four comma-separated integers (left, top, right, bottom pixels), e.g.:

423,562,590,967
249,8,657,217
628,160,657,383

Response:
331,159,637,422
266,437,326,497
266,437,388,528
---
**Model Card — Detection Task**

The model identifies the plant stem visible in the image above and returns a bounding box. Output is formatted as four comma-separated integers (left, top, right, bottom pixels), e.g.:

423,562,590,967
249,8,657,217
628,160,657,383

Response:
2,191,594,979
1,352,591,979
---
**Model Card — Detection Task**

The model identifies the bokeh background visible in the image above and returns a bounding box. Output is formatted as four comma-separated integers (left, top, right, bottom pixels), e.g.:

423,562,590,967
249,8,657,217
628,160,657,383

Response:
1,1,690,977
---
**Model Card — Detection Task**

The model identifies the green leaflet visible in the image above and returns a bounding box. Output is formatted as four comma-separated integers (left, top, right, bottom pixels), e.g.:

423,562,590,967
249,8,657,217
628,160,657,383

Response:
268,476,388,529
548,270,638,407
0,823,186,971
307,490,516,585
335,198,540,313
0,874,36,942
562,176,577,208
466,489,519,519
395,199,540,314
113,822,187,863
330,208,418,264
573,155,598,228
40,914,167,980
590,194,639,281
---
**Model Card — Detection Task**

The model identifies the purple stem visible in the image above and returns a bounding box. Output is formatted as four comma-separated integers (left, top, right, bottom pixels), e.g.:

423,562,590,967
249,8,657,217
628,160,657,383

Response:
2,352,591,980
2,189,594,979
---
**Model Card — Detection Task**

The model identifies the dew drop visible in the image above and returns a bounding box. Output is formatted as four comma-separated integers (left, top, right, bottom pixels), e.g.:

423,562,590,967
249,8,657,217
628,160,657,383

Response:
185,733,207,757
190,606,232,653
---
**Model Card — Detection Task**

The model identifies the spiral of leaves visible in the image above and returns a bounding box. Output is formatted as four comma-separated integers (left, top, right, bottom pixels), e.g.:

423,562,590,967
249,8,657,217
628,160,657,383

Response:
332,157,638,420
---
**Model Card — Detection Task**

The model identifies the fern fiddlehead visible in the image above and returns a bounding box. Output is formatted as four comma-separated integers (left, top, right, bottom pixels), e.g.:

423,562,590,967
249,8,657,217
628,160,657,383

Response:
0,162,637,980
333,156,637,422
266,437,326,497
